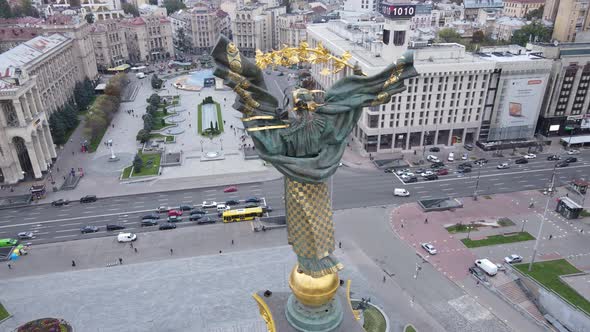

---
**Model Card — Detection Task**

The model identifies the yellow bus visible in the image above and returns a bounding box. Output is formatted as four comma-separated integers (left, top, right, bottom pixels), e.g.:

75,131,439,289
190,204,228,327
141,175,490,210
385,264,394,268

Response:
222,207,264,223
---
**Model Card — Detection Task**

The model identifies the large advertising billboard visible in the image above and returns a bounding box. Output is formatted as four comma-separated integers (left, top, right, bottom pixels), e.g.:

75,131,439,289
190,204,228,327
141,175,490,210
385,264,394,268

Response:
500,77,546,128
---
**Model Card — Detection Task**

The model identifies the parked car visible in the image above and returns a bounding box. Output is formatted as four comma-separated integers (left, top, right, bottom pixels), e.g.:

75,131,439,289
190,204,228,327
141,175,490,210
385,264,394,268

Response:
497,163,510,169
17,232,35,240
384,167,396,173
142,213,160,220
475,258,498,276
447,152,455,162
567,149,581,155
245,197,262,203
415,168,427,174
458,162,473,169
421,243,437,255
159,223,177,230
189,214,202,221
225,199,240,206
179,205,192,211
402,176,418,183
429,147,440,152
51,199,70,207
0,239,18,247
565,157,577,163
469,266,488,282
556,161,569,168
106,224,126,231
424,174,438,181
168,209,183,217
117,233,137,243
190,209,207,215
524,153,536,159
461,153,468,160
167,215,182,223
426,155,440,162
141,219,158,227
80,195,97,203
515,158,528,164
401,172,415,178
245,203,259,208
474,158,488,165
547,155,561,161
504,254,523,264
156,206,169,213
395,168,410,175
223,186,238,193
464,144,474,151
202,201,217,208
81,226,99,233
436,168,449,176
197,217,216,225
420,170,434,177
431,162,445,169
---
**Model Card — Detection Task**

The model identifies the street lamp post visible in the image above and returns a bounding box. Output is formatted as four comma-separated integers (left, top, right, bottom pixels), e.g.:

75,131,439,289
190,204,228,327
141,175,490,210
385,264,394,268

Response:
200,139,204,153
528,165,557,272
473,164,483,201
220,138,223,151
467,220,476,239
521,219,528,233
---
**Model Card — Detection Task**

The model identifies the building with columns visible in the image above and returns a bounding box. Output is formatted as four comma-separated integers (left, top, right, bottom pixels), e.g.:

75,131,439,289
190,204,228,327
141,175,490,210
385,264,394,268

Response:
0,34,80,183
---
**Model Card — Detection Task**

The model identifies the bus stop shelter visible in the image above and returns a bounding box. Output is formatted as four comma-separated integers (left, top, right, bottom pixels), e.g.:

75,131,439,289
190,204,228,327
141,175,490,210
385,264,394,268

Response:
556,196,583,219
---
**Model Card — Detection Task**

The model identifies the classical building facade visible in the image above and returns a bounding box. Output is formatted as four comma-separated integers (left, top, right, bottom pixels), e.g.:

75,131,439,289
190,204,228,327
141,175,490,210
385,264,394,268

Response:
502,0,544,18
0,34,82,183
277,14,307,47
123,16,174,63
231,4,286,56
90,20,130,70
170,5,231,54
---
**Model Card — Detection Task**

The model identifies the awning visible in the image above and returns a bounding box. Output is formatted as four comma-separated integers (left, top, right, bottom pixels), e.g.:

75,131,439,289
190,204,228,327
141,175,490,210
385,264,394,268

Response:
561,135,590,145
560,197,582,209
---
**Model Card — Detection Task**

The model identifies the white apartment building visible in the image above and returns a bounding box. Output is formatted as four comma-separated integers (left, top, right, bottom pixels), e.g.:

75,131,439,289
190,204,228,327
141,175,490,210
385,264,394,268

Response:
343,0,377,13
231,4,286,56
277,14,308,47
306,15,551,154
90,20,129,70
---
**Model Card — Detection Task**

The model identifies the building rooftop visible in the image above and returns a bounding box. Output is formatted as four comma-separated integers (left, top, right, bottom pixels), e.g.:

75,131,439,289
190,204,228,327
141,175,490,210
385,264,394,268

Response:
503,0,543,3
495,16,525,27
463,0,503,9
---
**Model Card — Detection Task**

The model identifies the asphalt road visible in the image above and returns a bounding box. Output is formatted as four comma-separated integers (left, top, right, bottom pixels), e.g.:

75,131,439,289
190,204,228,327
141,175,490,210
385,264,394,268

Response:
0,151,588,245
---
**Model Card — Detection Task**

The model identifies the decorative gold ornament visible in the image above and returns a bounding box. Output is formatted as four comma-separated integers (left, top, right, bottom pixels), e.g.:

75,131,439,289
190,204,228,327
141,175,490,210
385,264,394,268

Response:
255,43,363,76
346,280,361,321
227,42,242,73
289,264,340,307
371,92,390,106
252,293,277,332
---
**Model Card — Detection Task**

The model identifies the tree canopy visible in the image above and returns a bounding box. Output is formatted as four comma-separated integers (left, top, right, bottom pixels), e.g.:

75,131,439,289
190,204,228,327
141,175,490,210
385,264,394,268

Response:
1,0,39,18
437,28,462,43
163,0,186,14
122,3,139,17
525,5,544,20
511,21,552,46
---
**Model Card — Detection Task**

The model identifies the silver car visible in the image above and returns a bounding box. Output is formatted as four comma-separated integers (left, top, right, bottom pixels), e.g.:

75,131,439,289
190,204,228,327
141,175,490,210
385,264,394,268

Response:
17,232,35,240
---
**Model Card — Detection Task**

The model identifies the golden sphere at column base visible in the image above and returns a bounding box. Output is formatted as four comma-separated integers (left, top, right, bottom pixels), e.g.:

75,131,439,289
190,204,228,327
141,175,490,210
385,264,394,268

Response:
288,265,340,307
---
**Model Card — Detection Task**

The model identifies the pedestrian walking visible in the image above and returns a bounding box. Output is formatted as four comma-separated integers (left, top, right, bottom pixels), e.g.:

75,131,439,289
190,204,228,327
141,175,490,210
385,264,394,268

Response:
231,239,234,245
72,260,76,267
63,176,66,180
72,151,74,156
118,257,123,265
130,243,133,248
219,250,222,254
338,241,342,249
57,167,60,172
424,218,428,224
549,234,553,240
134,248,138,253
170,248,173,255
476,280,480,287
581,229,584,233
383,276,386,283
401,223,404,229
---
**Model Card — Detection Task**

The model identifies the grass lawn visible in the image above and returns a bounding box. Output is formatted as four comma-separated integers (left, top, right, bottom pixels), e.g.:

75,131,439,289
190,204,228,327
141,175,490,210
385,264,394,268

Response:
215,102,224,132
515,259,590,314
362,306,387,332
404,326,416,332
461,232,535,248
88,126,107,152
121,166,132,179
149,133,174,142
132,153,161,177
151,110,174,130
197,104,203,134
581,209,590,217
0,302,9,320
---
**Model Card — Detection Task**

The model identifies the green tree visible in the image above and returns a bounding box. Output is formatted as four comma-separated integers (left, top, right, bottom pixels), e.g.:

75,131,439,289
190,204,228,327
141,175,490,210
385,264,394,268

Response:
151,74,163,89
49,113,67,145
437,28,462,43
142,113,153,131
16,0,38,17
122,2,139,16
0,0,12,18
163,0,186,14
525,5,544,20
511,21,552,46
160,118,165,126
61,104,79,130
210,121,214,130
162,107,167,114
148,93,161,106
133,154,143,172
136,129,151,143
175,27,189,51
146,104,157,116
472,30,485,43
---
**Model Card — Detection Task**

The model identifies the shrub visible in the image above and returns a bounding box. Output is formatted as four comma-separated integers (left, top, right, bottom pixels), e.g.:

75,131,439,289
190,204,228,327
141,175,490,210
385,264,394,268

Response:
136,129,150,143
148,93,160,106
133,154,143,172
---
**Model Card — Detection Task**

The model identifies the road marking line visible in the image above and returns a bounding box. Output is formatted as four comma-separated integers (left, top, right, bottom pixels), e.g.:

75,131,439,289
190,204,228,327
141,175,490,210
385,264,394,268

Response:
54,235,77,239
523,184,536,187
57,214,68,217
24,217,36,220
62,223,82,227
439,183,450,186
55,229,80,233
29,212,41,215
183,196,192,199
82,211,94,214
442,188,453,191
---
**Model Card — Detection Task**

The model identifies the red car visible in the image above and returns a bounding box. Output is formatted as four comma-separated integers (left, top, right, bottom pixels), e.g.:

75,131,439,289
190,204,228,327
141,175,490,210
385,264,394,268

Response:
168,209,183,217
436,168,449,176
223,186,238,193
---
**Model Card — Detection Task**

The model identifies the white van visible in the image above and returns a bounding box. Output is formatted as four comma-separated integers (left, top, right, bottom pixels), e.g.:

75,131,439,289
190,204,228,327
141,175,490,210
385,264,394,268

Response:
136,72,146,79
448,152,455,162
216,204,229,212
475,258,498,276
394,188,410,197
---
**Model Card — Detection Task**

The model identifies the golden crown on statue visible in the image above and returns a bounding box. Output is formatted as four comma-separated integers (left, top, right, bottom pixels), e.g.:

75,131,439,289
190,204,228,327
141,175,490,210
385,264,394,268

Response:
255,42,356,76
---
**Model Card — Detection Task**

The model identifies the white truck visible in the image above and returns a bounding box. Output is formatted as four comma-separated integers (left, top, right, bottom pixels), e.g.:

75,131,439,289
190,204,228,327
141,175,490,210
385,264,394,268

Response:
394,188,410,197
475,258,498,276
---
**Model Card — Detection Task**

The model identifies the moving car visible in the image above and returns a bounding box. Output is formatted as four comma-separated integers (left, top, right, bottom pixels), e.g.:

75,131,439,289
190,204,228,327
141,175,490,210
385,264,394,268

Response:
81,226,99,233
17,232,34,240
461,153,468,160
515,158,528,164
225,199,240,206
457,167,472,174
159,223,176,230
469,266,488,282
189,214,202,221
202,201,217,208
168,209,183,217
179,205,192,211
459,162,472,169
167,215,182,222
547,155,561,161
0,238,18,247
474,158,488,165
424,174,438,181
80,195,97,203
117,233,137,243
141,219,158,227
216,204,230,212
436,168,449,176
106,224,126,231
497,163,510,169
464,144,474,151
51,199,70,207
567,149,581,155
504,254,523,264
245,197,262,203
447,152,455,162
431,162,445,168
156,206,169,213
426,155,440,162
565,157,577,163
393,188,410,197
197,217,216,225
429,147,440,152
524,153,536,159
223,186,238,193
475,258,498,276
142,213,160,220
421,243,437,255
556,161,569,168
190,209,206,215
